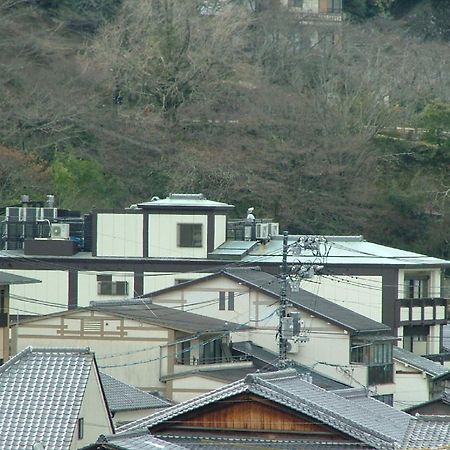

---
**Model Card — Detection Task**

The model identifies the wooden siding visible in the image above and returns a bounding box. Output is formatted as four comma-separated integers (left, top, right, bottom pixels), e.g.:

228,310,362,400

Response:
154,393,354,441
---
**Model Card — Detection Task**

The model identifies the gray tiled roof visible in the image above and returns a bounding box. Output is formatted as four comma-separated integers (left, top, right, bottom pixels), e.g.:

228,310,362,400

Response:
93,431,188,449
90,299,245,334
0,347,96,450
231,340,350,390
393,346,450,379
100,372,172,412
222,267,391,333
401,415,450,449
117,369,412,449
160,435,375,449
0,271,41,285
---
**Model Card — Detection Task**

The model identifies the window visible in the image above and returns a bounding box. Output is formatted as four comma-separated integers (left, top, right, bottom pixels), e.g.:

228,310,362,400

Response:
405,275,429,299
97,275,128,295
78,418,84,440
177,223,202,248
177,340,191,365
350,343,365,364
351,339,394,384
219,291,235,311
289,0,303,7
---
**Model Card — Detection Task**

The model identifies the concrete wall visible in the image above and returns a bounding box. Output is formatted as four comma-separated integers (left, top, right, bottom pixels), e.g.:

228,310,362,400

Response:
4,269,67,315
394,361,430,410
300,275,383,323
97,213,144,257
171,374,226,403
143,272,211,294
72,363,113,449
148,214,208,258
78,271,135,307
12,310,170,394
214,215,227,249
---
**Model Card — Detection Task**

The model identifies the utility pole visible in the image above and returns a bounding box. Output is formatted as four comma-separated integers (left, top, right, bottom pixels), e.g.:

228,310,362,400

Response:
278,231,289,369
277,232,329,370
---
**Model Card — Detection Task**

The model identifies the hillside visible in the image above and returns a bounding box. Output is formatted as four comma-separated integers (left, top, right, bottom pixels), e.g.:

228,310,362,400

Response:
0,0,450,259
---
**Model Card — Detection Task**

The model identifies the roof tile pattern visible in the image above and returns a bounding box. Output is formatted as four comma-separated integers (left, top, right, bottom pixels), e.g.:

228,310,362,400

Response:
117,370,410,449
402,415,450,449
100,372,172,412
393,347,450,379
0,347,93,450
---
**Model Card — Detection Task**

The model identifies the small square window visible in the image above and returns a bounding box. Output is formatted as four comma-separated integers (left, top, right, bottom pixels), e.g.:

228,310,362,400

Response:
177,224,203,248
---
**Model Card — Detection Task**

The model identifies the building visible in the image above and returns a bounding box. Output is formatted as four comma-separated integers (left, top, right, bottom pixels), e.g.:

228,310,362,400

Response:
393,346,450,410
1,193,448,356
0,271,40,363
147,267,397,401
97,369,450,450
0,346,113,450
10,299,250,400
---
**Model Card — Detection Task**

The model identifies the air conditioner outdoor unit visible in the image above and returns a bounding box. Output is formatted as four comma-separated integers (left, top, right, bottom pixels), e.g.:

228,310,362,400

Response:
256,223,269,240
50,223,70,240
286,340,300,354
268,222,279,236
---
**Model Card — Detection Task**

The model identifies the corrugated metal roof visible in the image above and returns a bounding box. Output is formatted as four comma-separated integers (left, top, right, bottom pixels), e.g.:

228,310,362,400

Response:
393,347,450,379
236,235,450,267
0,347,98,450
100,372,172,412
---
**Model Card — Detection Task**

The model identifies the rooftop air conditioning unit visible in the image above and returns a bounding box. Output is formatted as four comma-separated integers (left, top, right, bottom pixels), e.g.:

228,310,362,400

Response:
268,222,279,237
50,223,70,240
286,340,300,354
256,223,269,240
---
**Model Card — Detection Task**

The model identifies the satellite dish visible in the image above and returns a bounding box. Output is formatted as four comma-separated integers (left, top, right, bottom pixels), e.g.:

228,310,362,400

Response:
33,443,46,450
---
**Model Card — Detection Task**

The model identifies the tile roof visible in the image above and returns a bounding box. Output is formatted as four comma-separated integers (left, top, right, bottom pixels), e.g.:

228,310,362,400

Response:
401,415,450,449
89,299,245,334
117,369,412,449
393,347,450,379
100,372,172,412
92,431,188,449
0,346,98,450
0,271,41,285
231,340,350,390
222,267,391,333
159,435,375,449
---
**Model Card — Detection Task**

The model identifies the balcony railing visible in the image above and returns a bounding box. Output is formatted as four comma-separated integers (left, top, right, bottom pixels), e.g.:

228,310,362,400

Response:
398,297,448,325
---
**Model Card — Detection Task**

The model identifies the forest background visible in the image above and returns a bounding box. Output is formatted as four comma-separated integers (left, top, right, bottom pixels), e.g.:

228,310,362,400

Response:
1,0,450,259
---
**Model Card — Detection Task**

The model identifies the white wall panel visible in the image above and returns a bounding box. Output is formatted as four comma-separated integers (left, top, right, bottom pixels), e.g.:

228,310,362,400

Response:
97,213,143,257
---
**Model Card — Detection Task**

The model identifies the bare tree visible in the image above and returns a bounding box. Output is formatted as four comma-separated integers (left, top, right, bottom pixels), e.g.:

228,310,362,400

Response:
91,0,249,120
